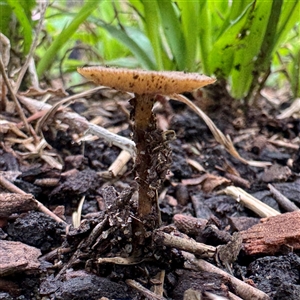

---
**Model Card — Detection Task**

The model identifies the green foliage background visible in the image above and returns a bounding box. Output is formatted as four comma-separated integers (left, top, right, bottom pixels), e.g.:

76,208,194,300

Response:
0,0,299,99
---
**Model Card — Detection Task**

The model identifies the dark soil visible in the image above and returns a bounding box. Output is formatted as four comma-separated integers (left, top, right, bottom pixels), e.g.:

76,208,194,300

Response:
1,82,300,300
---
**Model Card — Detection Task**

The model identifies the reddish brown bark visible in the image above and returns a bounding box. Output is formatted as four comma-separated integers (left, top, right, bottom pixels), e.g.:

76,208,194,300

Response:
241,211,300,255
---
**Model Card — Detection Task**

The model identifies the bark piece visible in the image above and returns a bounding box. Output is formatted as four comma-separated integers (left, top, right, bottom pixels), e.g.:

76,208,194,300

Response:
173,214,207,236
241,210,300,255
0,240,41,276
228,216,260,232
0,193,37,217
261,164,292,183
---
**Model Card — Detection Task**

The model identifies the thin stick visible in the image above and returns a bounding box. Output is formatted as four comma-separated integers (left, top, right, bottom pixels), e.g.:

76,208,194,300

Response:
18,92,136,156
0,174,67,226
126,279,167,300
268,184,299,212
223,186,280,218
153,270,165,297
183,252,270,300
228,291,243,300
101,149,131,178
0,56,30,133
154,231,216,258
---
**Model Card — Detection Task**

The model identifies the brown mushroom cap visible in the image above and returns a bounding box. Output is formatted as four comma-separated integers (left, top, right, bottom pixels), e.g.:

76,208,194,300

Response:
77,66,215,95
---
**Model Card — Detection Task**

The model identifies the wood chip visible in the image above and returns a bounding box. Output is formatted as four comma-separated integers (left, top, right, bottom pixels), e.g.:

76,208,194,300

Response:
0,240,41,276
241,210,300,255
0,193,37,218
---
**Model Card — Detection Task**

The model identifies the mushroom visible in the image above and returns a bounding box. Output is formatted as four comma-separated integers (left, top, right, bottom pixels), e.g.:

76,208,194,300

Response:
77,66,215,229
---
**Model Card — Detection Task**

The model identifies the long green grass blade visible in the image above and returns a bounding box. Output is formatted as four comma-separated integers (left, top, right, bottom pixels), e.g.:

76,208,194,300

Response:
37,0,102,78
216,0,252,39
209,2,252,78
275,1,300,49
291,43,300,97
141,0,163,70
98,23,156,70
230,1,272,98
177,2,200,71
254,0,283,74
155,0,186,70
6,0,33,54
0,2,12,37
198,1,212,74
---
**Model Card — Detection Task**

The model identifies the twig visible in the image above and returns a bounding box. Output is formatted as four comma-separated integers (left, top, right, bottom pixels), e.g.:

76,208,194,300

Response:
0,55,30,133
153,231,216,258
205,291,233,300
276,98,300,119
224,173,251,189
268,184,299,212
18,91,136,156
223,186,280,218
126,279,167,300
101,149,131,178
34,86,106,134
87,123,136,157
268,139,299,150
228,291,243,300
98,256,144,265
183,252,270,300
153,270,165,298
0,174,67,226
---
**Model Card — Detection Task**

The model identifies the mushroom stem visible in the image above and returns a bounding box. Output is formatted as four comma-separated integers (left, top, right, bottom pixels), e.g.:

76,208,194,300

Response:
130,94,161,227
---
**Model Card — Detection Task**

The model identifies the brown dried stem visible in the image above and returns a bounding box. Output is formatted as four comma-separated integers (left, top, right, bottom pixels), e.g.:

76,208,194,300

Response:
0,55,30,133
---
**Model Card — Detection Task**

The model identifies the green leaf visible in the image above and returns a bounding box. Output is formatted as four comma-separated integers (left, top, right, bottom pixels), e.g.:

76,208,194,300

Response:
155,0,187,70
291,43,300,97
275,1,300,49
5,0,33,54
141,0,164,70
198,1,212,74
253,0,283,74
0,2,12,37
98,22,156,70
209,2,253,78
177,1,200,71
37,0,102,78
230,1,273,98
